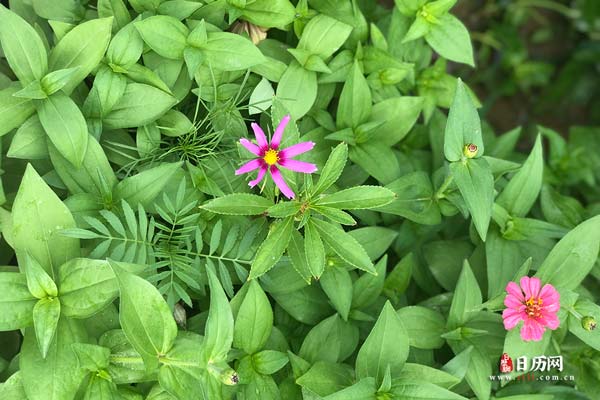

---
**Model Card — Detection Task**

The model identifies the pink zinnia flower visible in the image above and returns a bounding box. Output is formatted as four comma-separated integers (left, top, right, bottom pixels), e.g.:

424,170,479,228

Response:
502,276,560,342
235,115,317,199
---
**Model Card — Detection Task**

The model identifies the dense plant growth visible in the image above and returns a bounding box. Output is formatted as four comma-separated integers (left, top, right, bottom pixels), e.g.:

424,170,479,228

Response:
0,0,599,399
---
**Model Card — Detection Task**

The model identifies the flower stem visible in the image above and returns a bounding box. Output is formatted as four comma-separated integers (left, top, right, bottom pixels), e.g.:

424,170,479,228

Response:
435,174,454,199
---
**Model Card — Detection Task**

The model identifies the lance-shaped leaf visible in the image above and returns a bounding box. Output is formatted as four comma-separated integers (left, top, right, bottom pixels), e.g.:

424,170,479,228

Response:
233,280,273,355
202,194,273,216
355,301,409,384
0,272,37,330
311,218,375,274
314,186,395,210
12,164,79,278
444,79,483,162
35,92,89,168
0,5,48,84
312,143,348,196
204,264,234,362
109,260,177,370
249,217,294,279
23,252,57,299
450,158,494,241
33,297,61,358
447,260,482,329
0,83,36,137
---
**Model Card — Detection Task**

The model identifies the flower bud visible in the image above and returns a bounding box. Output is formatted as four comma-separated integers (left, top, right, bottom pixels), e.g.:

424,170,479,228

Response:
173,302,186,329
208,362,239,386
463,143,478,158
231,20,268,45
582,316,597,331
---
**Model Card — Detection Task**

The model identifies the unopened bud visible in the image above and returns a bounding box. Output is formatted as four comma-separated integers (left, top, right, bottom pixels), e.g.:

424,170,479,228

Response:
231,20,268,45
208,362,239,386
463,143,478,158
582,316,597,331
173,303,187,329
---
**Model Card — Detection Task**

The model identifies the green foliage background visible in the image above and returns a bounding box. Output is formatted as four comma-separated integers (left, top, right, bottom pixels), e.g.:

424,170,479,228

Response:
0,0,599,399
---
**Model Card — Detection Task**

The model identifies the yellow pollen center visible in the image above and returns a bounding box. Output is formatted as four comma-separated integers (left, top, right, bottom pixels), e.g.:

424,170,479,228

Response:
263,149,279,166
525,297,543,318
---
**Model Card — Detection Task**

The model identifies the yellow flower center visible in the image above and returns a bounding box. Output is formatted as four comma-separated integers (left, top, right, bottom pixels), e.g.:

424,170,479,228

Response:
525,297,543,318
263,149,279,166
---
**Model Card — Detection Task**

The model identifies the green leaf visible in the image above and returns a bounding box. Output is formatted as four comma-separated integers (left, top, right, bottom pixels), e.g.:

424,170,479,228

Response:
7,115,47,159
200,32,267,71
501,326,551,381
35,92,89,168
323,377,377,400
370,97,424,146
204,264,234,362
444,79,483,162
320,266,353,320
450,158,494,241
297,14,353,59
33,297,61,358
568,299,600,351
349,142,400,184
312,143,348,196
535,215,600,290
0,272,37,330
11,164,79,278
496,134,543,217
0,5,48,84
110,260,177,370
157,0,203,20
396,306,445,349
202,194,273,216
287,231,312,283
304,219,326,278
275,61,317,120
0,83,36,137
98,0,131,31
107,22,143,68
296,361,354,397
41,67,81,96
239,0,296,28
375,171,441,225
425,14,474,66
352,256,387,310
23,252,57,299
103,83,177,129
59,259,144,318
355,301,409,385
252,350,289,375
397,363,461,389
311,218,375,274
135,16,188,60
233,280,273,354
447,260,482,329
113,162,182,208
337,61,371,128
249,217,294,279
49,135,117,198
315,186,395,210
72,343,111,371
49,18,113,94
390,382,467,400
21,318,88,400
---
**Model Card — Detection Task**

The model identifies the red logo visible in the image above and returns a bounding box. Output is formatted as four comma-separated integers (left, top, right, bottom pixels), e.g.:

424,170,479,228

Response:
499,353,513,373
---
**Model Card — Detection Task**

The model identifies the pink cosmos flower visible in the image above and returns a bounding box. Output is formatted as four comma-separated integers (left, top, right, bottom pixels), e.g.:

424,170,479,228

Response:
235,115,317,199
502,276,560,342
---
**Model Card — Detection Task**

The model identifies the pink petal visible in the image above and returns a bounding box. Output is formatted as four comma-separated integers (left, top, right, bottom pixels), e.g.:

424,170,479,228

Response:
520,318,545,342
542,302,560,313
528,277,541,298
278,159,318,174
240,138,261,156
539,284,559,305
251,122,268,149
270,166,295,199
539,310,560,330
271,114,290,149
503,308,524,330
504,294,525,310
249,165,267,187
520,276,532,298
235,159,262,175
280,141,315,159
506,281,524,302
